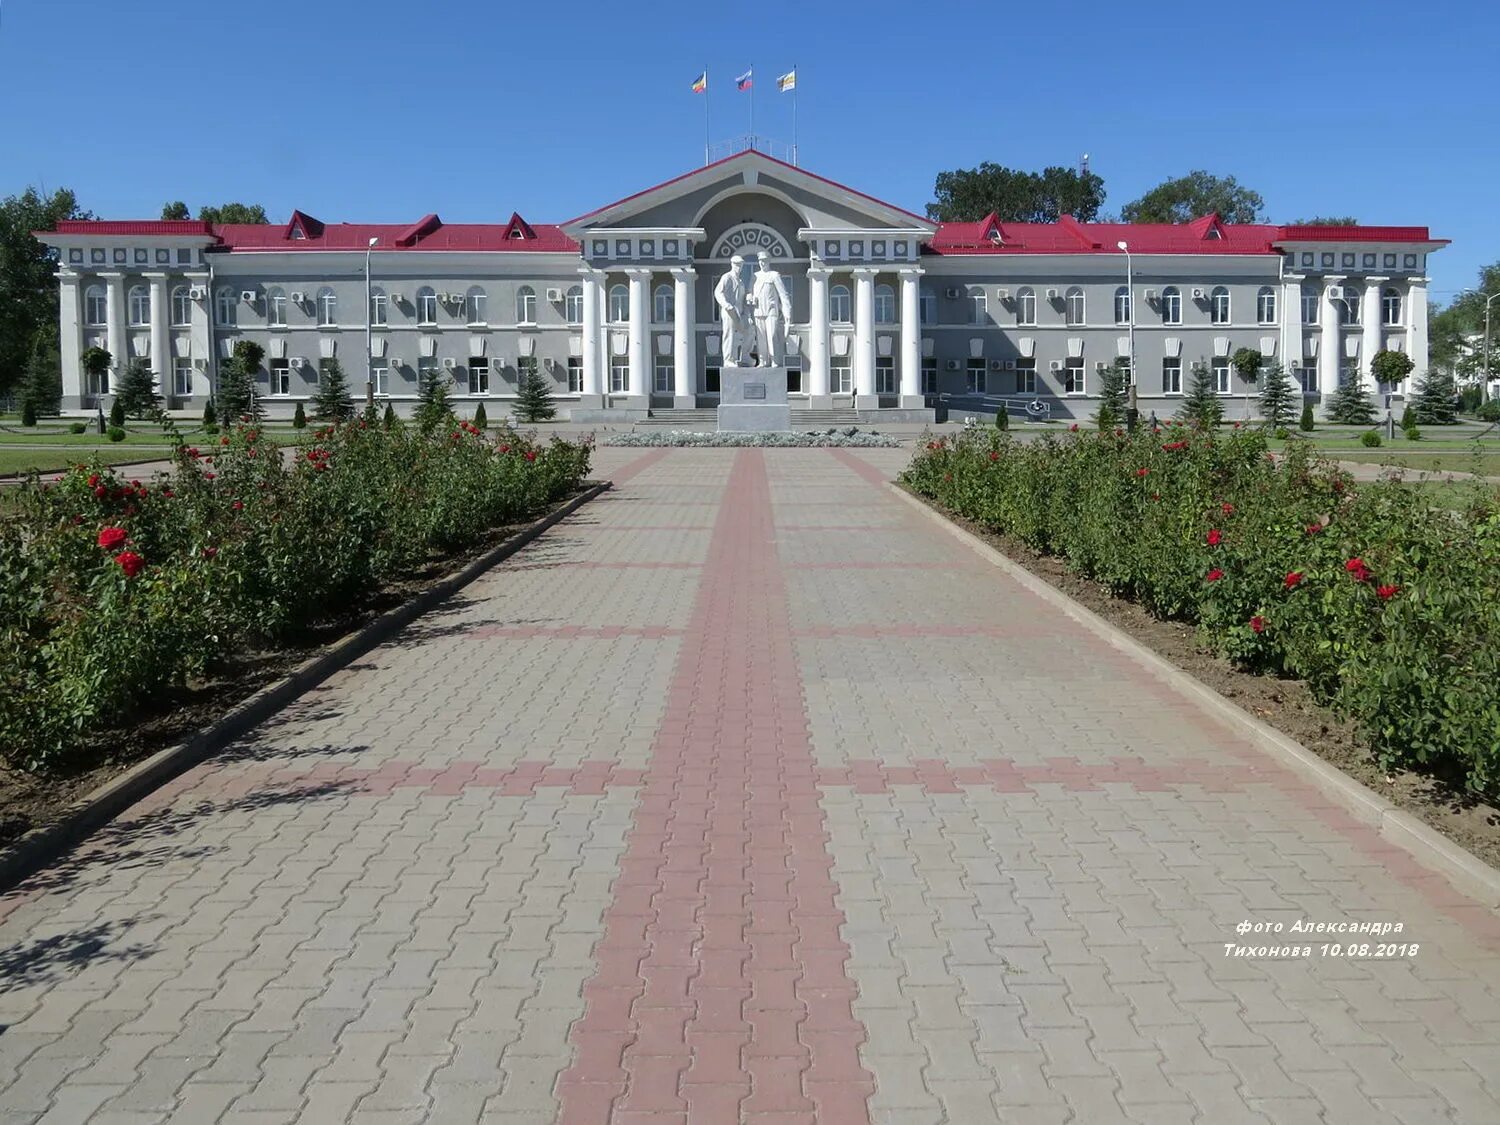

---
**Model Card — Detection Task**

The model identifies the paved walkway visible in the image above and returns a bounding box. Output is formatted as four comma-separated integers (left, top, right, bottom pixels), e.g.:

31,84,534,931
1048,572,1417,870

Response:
1,447,1498,1124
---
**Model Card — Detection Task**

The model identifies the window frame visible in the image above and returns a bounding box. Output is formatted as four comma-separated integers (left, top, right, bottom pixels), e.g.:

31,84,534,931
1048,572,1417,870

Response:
370,288,388,327
468,356,490,395
128,284,150,327
85,284,108,327
267,288,287,327
172,359,193,398
1016,358,1037,395
965,357,987,394
565,285,584,325
830,354,852,393
1209,286,1230,326
920,356,938,395
1213,357,1231,394
171,285,192,327
416,286,438,326
1302,290,1320,325
317,287,337,328
1256,286,1277,325
372,364,389,397
654,354,674,393
1114,286,1131,326
609,355,629,393
874,284,896,325
566,355,584,393
653,283,674,324
466,286,487,326
1064,287,1085,327
969,291,987,326
515,286,536,326
1161,286,1182,325
918,289,936,326
1016,287,1037,326
875,355,896,395
829,284,852,325
607,284,629,323
1381,287,1403,326
270,358,291,395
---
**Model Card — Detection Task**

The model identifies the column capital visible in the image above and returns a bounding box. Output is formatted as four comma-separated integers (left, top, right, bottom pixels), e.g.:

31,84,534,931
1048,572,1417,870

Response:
1407,277,1430,287
98,271,126,281
1364,275,1389,284
624,266,653,280
143,271,171,282
851,266,878,279
577,264,603,279
805,265,831,280
897,266,925,279
670,265,696,279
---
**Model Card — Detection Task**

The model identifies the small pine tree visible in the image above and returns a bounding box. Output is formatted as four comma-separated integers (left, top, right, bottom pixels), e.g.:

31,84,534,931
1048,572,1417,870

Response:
383,401,397,429
292,401,307,428
1300,402,1315,432
513,361,557,423
20,399,37,426
1257,362,1298,431
114,359,162,419
1326,370,1377,426
202,396,216,427
312,357,355,423
109,397,125,428
994,407,1009,431
218,340,266,422
1412,369,1459,425
414,365,453,433
1178,361,1223,431
1094,358,1128,430
473,401,488,430
19,325,62,419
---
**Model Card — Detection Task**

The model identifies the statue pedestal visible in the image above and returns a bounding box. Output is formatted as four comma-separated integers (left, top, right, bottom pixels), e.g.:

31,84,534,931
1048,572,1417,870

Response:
717,365,790,432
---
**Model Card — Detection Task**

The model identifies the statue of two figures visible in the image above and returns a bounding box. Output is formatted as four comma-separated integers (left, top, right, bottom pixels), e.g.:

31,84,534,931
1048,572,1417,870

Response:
714,252,791,368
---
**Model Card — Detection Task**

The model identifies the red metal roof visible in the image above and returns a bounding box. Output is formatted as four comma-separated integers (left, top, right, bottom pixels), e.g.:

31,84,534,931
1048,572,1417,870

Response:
210,219,577,253
51,220,215,237
928,216,1445,256
1276,225,1441,244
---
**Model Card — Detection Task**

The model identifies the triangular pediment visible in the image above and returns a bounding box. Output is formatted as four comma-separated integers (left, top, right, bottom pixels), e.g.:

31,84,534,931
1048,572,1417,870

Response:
561,150,935,236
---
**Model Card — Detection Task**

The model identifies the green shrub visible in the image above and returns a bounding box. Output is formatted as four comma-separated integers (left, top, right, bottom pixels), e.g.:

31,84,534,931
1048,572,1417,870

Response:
107,426,126,443
20,400,37,426
901,428,1500,794
474,401,488,430
1475,399,1500,423
69,422,87,434
109,398,125,428
202,422,219,436
383,402,397,429
994,408,1009,432
1299,403,1315,432
202,397,217,427
292,402,307,429
0,422,593,767
1360,430,1382,448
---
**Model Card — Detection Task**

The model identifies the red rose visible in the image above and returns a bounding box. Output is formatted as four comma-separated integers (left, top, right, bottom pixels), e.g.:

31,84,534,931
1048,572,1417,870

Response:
525,450,538,462
1135,468,1149,477
1284,571,1303,589
499,444,511,454
93,485,107,499
1220,502,1234,514
201,546,218,559
1249,615,1266,633
1069,424,1079,432
988,451,999,462
1232,421,1241,429
1305,523,1323,536
1206,568,1224,582
232,500,243,511
1377,584,1399,600
1206,529,1223,546
161,489,173,499
944,472,953,482
114,551,144,578
97,526,127,552
220,436,230,446
87,474,100,487
1345,558,1371,583
204,472,215,480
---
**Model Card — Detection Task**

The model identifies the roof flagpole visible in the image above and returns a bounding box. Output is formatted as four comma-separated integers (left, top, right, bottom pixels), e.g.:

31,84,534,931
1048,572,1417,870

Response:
792,64,798,166
704,65,710,166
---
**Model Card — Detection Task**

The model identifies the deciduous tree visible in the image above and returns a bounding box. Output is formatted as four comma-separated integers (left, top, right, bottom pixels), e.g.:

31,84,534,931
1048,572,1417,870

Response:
1121,171,1264,224
927,163,1106,223
198,203,270,225
0,187,90,397
160,201,190,220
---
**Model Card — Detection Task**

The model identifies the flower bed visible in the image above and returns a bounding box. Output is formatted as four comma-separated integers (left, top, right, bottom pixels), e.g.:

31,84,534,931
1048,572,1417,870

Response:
902,425,1500,795
0,419,591,767
607,429,899,448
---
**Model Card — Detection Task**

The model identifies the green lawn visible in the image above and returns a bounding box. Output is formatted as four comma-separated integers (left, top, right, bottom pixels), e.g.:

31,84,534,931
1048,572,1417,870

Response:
0,425,306,448
1318,449,1500,476
0,447,174,477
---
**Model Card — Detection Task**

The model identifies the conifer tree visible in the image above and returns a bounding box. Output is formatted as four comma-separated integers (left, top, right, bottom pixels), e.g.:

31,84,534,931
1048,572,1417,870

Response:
1412,369,1459,425
202,396,216,427
1300,402,1315,432
383,401,398,429
109,397,125,428
1094,358,1128,430
312,357,355,422
114,359,161,418
19,326,62,419
414,365,453,433
218,340,265,422
292,401,306,428
473,401,488,430
1257,362,1298,432
1178,361,1223,430
513,361,557,423
1326,369,1377,426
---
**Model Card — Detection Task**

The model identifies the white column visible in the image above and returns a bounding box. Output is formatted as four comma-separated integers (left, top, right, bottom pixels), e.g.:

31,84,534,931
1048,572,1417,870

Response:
1407,279,1429,392
147,273,170,400
627,268,650,398
1281,277,1302,388
805,266,830,402
1318,278,1342,401
58,273,83,407
899,268,924,404
580,268,603,398
102,273,125,391
1361,278,1384,385
672,267,696,406
186,273,211,400
853,268,876,400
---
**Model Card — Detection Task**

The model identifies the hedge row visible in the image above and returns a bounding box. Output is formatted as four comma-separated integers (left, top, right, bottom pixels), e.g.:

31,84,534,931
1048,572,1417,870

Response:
902,426,1500,794
0,418,592,767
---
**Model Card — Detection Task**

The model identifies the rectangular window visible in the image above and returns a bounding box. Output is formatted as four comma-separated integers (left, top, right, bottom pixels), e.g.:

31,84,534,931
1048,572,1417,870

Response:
921,357,938,395
1016,358,1037,395
1302,291,1319,325
173,360,193,398
418,357,439,393
372,365,389,396
966,357,987,394
1213,357,1230,395
831,355,852,394
469,358,489,395
875,356,896,395
704,364,721,394
468,291,487,325
1296,365,1315,393
1162,357,1182,395
85,366,109,397
371,292,387,326
566,356,584,394
516,356,538,390
318,358,338,391
786,356,802,395
654,356,674,394
1064,357,1085,395
969,293,987,326
609,357,629,394
919,292,936,326
270,359,291,395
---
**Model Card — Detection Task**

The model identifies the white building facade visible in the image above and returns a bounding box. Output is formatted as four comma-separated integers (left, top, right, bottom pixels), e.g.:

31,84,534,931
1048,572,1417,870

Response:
43,152,1447,421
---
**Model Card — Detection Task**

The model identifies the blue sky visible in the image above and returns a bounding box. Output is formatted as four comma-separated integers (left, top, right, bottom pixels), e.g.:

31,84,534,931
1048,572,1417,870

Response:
3,0,1494,303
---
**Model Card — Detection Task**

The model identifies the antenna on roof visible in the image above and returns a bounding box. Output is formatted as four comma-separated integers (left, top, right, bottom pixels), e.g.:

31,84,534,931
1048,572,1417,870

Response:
1080,153,1091,178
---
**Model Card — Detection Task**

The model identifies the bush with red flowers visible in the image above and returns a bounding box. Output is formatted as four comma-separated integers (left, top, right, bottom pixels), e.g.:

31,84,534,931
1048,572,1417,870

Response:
0,419,591,767
901,425,1500,793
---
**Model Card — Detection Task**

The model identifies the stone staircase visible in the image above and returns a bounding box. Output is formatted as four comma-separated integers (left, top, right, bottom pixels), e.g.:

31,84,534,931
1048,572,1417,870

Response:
636,409,719,427
792,410,864,427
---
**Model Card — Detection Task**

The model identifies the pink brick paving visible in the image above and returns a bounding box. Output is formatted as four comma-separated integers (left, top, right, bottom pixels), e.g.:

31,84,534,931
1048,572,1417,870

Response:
558,450,876,1124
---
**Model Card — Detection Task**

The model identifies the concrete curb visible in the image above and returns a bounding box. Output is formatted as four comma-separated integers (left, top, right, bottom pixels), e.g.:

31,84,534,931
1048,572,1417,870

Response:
888,482,1500,911
0,481,611,894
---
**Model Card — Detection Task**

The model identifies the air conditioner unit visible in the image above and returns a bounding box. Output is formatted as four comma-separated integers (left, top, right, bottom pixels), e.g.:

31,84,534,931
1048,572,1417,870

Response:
944,287,962,300
1327,285,1345,300
388,357,402,368
545,287,564,303
990,359,1004,371
1046,288,1060,300
241,290,258,303
290,291,305,304
1049,360,1064,371
945,358,961,371
442,357,457,370
1191,288,1206,300
1144,288,1159,302
1003,359,1017,370
1096,361,1110,372
448,292,465,303
188,286,205,300
289,356,306,369
996,288,1011,301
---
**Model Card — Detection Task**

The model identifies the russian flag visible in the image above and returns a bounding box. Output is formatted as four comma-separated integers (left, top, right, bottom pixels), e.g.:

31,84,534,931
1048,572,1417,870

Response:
735,68,752,91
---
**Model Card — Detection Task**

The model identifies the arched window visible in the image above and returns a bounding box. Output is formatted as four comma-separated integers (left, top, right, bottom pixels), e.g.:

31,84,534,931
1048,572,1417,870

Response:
1340,285,1362,325
1256,286,1277,324
317,287,337,327
1382,287,1403,326
829,284,852,324
1016,287,1036,326
370,287,388,326
416,286,438,325
85,284,107,326
1114,286,1131,325
215,287,236,327
466,286,487,325
1209,286,1230,325
654,283,674,323
171,285,192,326
1064,286,1085,326
267,288,287,327
608,284,629,322
1161,286,1182,325
565,285,584,324
874,284,896,324
515,286,537,325
128,284,150,326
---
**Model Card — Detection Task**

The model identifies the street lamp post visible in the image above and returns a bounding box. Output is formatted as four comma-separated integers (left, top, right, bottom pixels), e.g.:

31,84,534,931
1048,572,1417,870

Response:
1483,291,1500,400
1117,240,1136,421
365,236,378,412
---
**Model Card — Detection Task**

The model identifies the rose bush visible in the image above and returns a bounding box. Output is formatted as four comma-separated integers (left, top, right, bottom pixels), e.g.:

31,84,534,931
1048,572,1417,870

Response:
0,419,591,767
902,426,1500,794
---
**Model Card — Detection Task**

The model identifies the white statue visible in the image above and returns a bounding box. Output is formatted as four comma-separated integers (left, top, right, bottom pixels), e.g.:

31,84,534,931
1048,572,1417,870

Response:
713,256,751,367
749,251,791,368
